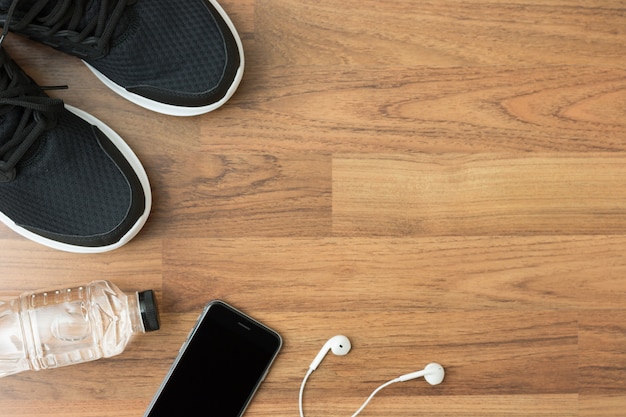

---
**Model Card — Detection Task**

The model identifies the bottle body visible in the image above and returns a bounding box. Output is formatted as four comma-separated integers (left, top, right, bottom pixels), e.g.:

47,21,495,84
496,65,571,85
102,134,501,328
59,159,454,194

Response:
0,280,158,378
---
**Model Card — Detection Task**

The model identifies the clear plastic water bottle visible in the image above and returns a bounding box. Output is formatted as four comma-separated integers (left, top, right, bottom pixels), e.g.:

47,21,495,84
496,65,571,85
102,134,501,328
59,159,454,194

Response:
0,280,159,378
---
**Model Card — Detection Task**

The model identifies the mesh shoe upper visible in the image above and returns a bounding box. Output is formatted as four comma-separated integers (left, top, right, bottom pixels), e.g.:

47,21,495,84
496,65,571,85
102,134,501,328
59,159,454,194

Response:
90,0,240,106
0,47,150,252
0,0,243,115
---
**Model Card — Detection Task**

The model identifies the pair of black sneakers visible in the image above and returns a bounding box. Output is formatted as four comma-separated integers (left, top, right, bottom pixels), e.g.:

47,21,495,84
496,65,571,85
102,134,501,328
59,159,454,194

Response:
0,0,243,253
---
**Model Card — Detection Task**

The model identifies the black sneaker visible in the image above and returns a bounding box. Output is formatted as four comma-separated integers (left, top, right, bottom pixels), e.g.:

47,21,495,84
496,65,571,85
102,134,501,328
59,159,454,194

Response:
0,46,151,252
0,0,244,116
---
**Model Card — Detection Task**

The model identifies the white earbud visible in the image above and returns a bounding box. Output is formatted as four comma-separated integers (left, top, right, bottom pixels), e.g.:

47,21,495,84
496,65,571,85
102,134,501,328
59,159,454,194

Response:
309,335,351,371
396,362,445,385
300,336,445,417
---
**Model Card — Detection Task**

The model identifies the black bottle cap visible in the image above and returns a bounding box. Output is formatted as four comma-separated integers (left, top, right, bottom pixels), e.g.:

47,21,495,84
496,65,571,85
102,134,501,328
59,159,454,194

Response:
138,290,160,332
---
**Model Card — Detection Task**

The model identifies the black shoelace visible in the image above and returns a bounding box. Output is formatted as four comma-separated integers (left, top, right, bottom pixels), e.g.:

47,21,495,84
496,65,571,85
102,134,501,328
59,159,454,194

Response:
1,0,132,56
0,48,64,181
0,0,133,180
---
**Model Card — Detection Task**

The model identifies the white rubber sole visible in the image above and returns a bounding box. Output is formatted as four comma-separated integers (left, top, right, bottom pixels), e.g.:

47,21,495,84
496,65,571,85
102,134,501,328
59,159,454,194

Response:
0,105,152,254
83,0,245,117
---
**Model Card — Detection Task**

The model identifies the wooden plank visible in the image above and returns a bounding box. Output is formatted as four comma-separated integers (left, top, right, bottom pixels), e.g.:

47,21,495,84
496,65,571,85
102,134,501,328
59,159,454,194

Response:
333,154,626,235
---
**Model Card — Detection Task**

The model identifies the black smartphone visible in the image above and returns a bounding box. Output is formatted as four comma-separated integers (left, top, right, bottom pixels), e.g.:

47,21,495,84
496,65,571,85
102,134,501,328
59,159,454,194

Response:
143,300,282,417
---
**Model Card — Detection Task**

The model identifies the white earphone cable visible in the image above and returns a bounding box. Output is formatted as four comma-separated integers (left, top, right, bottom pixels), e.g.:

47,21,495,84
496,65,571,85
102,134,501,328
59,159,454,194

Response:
299,369,401,417
299,368,313,417
349,378,399,417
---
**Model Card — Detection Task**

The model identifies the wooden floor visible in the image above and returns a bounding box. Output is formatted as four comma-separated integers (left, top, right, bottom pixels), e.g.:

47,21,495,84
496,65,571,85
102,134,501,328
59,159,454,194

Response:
1,1,626,416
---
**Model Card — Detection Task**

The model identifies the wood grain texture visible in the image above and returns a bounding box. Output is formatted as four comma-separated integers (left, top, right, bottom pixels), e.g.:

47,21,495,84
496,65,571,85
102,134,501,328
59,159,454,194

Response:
1,0,626,416
333,154,626,235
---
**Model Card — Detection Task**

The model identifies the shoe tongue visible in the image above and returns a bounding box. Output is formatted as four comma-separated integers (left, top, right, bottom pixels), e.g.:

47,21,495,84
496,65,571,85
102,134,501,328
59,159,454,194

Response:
41,0,61,15
0,108,23,145
69,0,130,40
1,0,128,40
0,0,58,14
0,106,29,164
82,0,129,40
0,57,23,150
0,57,44,167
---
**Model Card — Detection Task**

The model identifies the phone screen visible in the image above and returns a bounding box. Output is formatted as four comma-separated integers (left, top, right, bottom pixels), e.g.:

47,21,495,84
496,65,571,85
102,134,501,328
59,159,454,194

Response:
144,300,282,416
